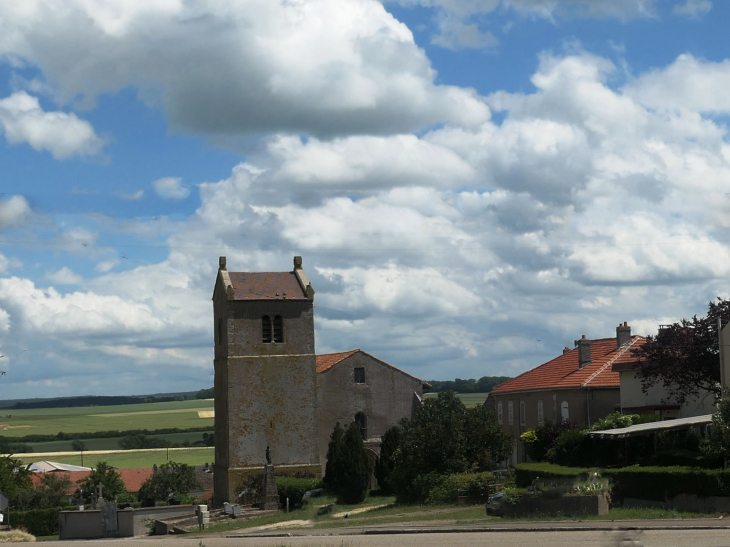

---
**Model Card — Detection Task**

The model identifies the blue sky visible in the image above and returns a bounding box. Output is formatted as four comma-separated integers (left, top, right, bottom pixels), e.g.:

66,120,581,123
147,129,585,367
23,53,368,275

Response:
1,0,729,398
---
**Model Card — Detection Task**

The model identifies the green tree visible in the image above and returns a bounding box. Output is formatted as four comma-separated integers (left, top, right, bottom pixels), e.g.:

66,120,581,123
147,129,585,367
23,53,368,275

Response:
0,456,32,505
137,461,200,503
77,461,126,503
71,439,87,451
712,389,730,461
389,392,513,502
374,426,400,494
323,422,372,504
632,297,730,403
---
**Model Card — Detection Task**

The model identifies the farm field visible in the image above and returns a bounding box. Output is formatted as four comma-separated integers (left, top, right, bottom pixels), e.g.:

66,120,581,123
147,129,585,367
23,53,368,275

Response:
423,392,489,407
15,447,215,469
0,399,214,437
26,430,214,452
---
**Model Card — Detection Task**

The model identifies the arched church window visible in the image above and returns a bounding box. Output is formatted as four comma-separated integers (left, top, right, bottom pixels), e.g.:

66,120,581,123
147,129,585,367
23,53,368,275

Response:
262,315,272,343
561,401,570,422
355,411,368,440
273,315,284,343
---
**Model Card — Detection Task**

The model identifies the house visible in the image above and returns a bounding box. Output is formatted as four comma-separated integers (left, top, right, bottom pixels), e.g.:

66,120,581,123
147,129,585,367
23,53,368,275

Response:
212,256,428,504
316,349,429,477
612,324,715,419
487,323,643,465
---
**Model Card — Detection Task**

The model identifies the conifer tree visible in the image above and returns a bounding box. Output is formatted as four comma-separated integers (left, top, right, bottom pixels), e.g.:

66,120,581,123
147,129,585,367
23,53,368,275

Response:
323,421,372,504
374,425,400,494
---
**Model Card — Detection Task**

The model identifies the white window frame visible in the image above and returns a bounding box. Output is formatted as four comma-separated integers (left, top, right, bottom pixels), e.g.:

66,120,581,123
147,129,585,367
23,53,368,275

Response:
508,401,514,426
537,400,544,426
497,402,503,424
519,400,526,426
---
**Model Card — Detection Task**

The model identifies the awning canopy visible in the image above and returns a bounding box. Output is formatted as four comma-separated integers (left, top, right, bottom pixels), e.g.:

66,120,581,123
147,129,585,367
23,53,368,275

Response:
588,414,713,439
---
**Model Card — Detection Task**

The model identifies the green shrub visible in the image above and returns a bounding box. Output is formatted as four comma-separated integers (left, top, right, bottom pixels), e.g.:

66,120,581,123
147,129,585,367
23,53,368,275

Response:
11,507,61,536
604,466,730,502
521,421,580,462
549,429,592,466
514,463,589,487
276,477,321,508
323,422,373,504
425,472,496,504
374,426,400,494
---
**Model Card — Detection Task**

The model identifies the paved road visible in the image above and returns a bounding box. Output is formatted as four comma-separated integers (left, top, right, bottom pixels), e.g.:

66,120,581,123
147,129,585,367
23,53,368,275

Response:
52,530,730,547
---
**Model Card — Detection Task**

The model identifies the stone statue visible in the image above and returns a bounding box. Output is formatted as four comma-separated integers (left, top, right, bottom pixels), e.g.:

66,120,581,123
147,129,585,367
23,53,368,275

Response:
266,445,272,465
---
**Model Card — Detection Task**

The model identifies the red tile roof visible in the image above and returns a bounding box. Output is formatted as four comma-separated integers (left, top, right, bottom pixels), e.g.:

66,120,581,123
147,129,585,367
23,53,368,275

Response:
30,468,154,494
316,349,431,388
491,336,645,395
316,350,360,373
227,272,307,300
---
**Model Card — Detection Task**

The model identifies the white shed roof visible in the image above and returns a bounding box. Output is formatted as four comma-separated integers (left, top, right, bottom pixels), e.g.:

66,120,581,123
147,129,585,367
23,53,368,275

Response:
28,461,92,473
588,414,713,439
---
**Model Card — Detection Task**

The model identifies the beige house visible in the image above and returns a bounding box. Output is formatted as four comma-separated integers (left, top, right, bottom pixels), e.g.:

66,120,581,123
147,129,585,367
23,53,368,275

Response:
487,323,642,465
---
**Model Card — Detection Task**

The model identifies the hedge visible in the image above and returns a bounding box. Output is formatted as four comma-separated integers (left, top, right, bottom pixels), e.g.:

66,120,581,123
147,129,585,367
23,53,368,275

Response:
514,463,589,487
10,507,61,536
515,463,730,502
426,472,496,504
276,477,322,508
603,466,730,502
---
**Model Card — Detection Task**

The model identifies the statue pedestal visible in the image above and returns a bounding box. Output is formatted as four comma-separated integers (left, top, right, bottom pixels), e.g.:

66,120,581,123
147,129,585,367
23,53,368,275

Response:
260,464,279,510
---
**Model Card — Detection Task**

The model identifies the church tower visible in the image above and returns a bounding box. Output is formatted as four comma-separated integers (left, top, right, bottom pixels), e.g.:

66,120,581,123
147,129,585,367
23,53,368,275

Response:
212,256,320,505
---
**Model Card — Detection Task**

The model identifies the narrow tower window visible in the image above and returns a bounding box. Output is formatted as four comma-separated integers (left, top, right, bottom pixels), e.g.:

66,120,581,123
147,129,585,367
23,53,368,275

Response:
273,315,284,343
355,411,368,440
354,367,365,384
262,315,272,343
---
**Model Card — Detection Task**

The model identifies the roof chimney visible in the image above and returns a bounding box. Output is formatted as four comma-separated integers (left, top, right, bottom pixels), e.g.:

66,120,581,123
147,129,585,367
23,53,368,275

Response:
563,346,571,355
616,321,631,349
219,256,226,270
293,256,303,270
575,335,591,368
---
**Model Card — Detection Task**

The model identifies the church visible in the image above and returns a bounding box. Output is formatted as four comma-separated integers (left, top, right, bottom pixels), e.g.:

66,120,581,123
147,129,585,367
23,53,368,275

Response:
212,256,429,505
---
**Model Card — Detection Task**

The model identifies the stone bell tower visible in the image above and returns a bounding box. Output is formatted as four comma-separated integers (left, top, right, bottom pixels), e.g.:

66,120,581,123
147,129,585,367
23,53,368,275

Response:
212,256,320,506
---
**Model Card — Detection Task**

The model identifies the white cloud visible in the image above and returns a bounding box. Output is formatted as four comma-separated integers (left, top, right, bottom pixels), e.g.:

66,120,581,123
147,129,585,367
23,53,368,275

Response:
0,196,32,230
152,177,189,201
117,190,144,201
44,267,84,286
431,16,499,50
672,0,711,18
0,91,105,159
0,0,489,138
624,54,730,114
95,259,119,273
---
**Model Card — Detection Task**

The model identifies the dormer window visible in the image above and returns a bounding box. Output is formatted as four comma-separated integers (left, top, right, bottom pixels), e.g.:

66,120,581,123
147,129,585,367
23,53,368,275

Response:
262,315,272,343
273,315,284,343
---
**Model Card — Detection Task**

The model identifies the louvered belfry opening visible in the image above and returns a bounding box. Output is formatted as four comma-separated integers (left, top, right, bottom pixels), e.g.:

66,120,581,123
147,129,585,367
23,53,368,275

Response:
273,315,284,343
262,315,272,343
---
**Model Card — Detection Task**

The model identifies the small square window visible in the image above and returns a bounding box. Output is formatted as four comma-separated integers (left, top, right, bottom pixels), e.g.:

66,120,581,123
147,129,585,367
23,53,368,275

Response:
354,367,365,384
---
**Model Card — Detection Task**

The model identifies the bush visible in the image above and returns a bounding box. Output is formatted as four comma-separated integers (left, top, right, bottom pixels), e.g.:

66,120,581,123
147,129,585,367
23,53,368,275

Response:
521,421,580,462
549,429,592,467
425,472,496,504
604,466,730,502
137,461,199,503
276,477,321,508
11,507,61,536
78,462,126,504
514,463,589,487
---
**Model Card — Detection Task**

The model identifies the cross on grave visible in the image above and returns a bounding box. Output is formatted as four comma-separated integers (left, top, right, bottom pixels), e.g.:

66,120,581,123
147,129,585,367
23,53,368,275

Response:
97,483,104,499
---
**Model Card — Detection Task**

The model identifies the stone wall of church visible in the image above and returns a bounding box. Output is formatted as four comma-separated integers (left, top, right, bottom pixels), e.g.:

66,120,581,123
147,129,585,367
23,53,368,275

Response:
214,281,320,505
317,352,424,473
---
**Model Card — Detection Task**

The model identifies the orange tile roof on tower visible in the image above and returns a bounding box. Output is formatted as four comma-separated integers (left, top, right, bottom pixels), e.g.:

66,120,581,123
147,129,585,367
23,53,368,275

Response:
227,272,308,300
491,336,646,394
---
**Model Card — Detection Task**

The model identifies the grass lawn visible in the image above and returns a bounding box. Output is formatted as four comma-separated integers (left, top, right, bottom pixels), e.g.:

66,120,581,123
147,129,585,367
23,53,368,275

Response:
0,399,214,437
15,447,215,469
423,392,488,408
196,496,721,536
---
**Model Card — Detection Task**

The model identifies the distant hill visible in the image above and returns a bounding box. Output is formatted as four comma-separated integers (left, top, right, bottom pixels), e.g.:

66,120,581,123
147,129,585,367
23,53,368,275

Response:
0,390,202,410
426,376,511,394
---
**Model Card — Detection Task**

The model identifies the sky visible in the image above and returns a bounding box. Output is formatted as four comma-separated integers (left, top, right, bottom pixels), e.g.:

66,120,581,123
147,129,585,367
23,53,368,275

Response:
0,0,729,399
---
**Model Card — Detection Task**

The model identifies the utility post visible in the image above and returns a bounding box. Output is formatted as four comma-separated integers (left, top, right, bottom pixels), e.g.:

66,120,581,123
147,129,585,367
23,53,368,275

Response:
720,317,726,398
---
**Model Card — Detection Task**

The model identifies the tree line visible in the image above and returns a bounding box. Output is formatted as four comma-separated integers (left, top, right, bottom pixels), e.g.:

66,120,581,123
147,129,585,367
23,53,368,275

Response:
426,376,511,394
